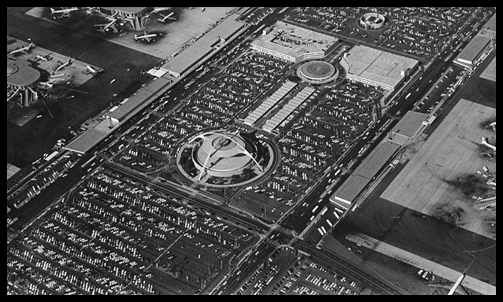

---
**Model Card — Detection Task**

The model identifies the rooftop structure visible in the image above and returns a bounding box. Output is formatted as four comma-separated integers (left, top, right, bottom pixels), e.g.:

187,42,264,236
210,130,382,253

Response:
454,35,491,68
358,12,386,30
262,86,316,133
388,110,428,146
176,129,276,188
7,58,41,107
99,7,151,30
340,45,419,91
330,141,399,211
7,58,41,87
296,60,339,84
250,21,339,63
243,80,297,126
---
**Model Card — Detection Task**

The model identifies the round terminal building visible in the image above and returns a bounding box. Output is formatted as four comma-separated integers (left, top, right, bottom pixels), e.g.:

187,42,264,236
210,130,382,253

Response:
296,60,339,84
358,12,386,30
176,129,277,188
7,58,41,107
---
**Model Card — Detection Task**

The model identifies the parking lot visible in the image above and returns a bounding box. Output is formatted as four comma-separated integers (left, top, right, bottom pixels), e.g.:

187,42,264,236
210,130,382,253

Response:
7,170,257,294
286,7,478,61
236,248,363,295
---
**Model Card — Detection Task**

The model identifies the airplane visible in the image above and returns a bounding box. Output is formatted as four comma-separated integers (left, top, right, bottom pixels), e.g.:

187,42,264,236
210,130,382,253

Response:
50,7,79,18
54,58,73,72
134,31,158,43
95,18,119,33
9,42,35,56
85,65,103,75
481,137,496,152
486,121,496,131
34,53,53,62
158,12,177,22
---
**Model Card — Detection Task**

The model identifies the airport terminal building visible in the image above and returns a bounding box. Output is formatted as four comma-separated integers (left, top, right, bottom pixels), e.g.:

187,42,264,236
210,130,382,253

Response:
340,45,419,91
99,7,151,30
7,58,41,107
250,21,339,63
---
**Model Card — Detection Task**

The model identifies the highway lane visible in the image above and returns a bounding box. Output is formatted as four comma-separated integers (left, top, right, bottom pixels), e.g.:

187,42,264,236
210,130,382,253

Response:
217,242,276,295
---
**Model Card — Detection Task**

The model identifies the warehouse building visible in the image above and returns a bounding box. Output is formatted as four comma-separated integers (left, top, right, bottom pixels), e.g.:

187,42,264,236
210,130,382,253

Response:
453,35,491,68
330,141,400,212
340,45,419,91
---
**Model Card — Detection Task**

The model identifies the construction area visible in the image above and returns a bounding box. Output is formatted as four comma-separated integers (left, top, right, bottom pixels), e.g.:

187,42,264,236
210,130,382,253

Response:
380,98,496,239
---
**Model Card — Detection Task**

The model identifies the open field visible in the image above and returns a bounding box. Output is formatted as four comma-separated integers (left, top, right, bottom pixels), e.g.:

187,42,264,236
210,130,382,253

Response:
380,98,496,239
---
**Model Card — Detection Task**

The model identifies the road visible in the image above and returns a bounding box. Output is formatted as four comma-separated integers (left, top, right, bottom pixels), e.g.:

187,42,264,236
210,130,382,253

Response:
7,6,490,295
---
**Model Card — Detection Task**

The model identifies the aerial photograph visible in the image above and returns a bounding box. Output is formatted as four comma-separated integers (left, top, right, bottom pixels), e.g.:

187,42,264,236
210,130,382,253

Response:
7,7,495,295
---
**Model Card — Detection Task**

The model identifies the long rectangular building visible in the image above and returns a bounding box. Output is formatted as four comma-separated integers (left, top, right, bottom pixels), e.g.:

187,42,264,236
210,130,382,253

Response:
330,141,399,211
454,35,491,68
262,86,316,133
243,80,297,126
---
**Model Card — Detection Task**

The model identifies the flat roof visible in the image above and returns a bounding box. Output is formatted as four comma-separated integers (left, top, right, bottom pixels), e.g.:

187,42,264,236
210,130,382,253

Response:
109,89,155,121
391,110,428,138
343,45,418,89
7,58,40,86
456,35,491,64
331,174,371,205
64,124,112,154
163,14,245,76
251,21,338,60
330,141,399,205
354,142,399,179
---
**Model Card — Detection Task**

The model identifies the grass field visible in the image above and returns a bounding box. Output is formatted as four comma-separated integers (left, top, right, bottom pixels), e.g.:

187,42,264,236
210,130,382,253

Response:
380,98,496,239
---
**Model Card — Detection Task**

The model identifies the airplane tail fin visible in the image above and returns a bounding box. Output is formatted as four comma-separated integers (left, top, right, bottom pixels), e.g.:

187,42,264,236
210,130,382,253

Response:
50,8,56,14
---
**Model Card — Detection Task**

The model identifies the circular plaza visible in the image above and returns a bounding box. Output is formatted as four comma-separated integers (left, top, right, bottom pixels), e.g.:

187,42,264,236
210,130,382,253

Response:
296,60,339,84
175,129,277,188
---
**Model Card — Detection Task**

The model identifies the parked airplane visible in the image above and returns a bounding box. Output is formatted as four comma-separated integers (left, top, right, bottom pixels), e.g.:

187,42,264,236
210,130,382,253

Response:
486,121,496,131
9,42,35,56
34,53,53,61
95,18,119,33
50,7,79,18
481,137,496,151
158,12,177,22
54,58,73,71
85,65,103,75
134,31,158,43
